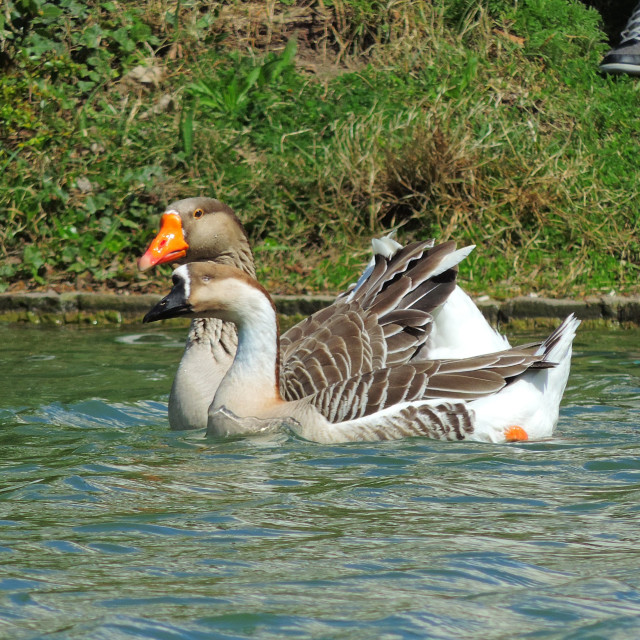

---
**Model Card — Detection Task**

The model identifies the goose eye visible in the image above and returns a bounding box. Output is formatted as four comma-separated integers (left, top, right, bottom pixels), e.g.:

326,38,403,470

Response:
193,208,204,219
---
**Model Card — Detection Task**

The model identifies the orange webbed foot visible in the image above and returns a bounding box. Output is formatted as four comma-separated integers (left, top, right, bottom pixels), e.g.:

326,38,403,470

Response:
505,425,529,442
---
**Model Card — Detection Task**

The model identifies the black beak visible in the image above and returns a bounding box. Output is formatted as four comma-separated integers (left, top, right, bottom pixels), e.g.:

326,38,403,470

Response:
143,279,192,323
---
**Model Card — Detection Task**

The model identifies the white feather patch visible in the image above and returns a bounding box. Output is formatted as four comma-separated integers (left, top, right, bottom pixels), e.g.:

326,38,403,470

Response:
174,264,191,300
371,234,403,259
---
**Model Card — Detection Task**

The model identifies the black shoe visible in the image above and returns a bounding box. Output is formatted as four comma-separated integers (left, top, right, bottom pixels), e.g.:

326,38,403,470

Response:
600,3,640,76
600,38,640,75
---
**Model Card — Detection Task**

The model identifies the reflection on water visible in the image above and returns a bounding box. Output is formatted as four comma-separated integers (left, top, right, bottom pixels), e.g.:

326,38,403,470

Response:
1,325,640,639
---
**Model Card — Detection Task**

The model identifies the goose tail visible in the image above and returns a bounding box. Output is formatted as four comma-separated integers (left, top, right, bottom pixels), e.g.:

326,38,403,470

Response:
537,313,581,364
469,314,580,442
533,314,581,435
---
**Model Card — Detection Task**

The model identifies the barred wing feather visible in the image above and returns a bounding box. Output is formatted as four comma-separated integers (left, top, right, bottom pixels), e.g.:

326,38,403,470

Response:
280,239,474,400
308,345,553,425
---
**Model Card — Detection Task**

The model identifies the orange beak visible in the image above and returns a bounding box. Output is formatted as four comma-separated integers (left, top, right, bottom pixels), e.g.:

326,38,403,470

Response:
138,212,189,271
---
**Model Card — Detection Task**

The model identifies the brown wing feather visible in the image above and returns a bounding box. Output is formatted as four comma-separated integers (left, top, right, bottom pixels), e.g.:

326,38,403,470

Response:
307,345,557,423
351,242,430,309
280,239,472,401
280,303,388,399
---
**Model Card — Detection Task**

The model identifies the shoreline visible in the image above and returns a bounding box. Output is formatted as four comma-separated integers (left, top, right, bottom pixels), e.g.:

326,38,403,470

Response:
1,291,639,328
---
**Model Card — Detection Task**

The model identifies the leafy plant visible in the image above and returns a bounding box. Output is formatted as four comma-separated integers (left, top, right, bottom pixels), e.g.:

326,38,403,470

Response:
186,39,298,124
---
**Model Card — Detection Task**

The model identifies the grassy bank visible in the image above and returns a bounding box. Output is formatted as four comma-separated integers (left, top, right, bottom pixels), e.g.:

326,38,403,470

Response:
2,0,639,298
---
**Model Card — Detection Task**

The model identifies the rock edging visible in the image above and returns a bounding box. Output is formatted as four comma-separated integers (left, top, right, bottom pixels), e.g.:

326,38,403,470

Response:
0,291,639,326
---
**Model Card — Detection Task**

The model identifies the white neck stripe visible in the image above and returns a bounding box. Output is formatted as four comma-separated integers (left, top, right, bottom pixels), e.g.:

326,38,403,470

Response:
173,264,191,299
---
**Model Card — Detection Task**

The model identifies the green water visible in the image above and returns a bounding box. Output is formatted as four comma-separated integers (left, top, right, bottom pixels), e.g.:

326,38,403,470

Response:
1,325,640,639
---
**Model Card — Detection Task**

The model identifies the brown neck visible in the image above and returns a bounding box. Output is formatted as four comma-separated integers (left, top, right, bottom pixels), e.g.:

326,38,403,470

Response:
212,239,256,279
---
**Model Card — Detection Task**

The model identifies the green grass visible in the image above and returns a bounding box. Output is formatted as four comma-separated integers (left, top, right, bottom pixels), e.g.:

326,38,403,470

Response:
1,0,639,299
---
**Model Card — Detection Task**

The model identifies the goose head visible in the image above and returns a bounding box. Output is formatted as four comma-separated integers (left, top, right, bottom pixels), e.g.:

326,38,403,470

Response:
138,198,254,274
143,262,273,327
144,263,283,418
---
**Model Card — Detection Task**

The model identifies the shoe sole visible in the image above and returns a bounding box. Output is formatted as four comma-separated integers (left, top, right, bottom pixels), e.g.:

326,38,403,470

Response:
600,62,640,75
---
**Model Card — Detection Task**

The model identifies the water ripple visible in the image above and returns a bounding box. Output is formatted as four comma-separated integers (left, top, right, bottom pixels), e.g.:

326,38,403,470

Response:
1,326,640,639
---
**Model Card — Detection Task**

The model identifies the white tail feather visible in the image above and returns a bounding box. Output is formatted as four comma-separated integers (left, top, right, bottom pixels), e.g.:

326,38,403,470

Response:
371,233,403,259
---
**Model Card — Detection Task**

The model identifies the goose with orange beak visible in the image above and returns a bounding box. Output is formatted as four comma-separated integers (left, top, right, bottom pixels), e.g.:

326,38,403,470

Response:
138,198,256,431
